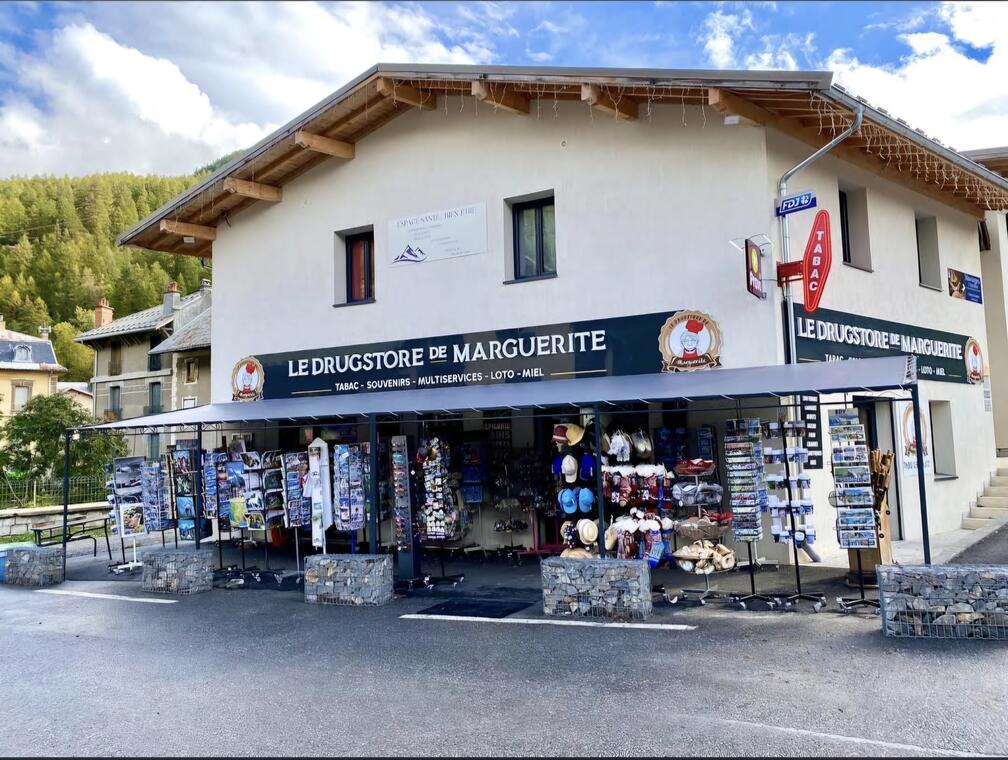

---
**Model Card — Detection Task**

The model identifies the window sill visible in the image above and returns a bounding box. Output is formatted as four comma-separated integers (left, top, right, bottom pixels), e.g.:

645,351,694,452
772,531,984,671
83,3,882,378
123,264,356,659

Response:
919,282,943,292
332,298,376,308
503,273,558,285
842,261,873,273
933,473,957,481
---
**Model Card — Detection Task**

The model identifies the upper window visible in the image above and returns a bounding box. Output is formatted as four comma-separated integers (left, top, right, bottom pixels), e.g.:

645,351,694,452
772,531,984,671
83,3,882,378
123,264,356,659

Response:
185,358,199,384
12,384,30,413
915,215,941,290
512,197,556,280
838,186,872,271
108,341,122,376
345,231,375,304
12,344,31,363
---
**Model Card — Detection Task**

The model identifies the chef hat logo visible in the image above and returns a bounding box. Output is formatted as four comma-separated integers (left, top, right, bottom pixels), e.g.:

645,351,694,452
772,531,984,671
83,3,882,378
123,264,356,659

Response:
685,318,705,334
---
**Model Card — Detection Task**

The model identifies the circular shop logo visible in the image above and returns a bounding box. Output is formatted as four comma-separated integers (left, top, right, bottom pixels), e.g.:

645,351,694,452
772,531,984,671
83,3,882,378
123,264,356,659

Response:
658,311,723,372
232,356,265,402
964,337,985,385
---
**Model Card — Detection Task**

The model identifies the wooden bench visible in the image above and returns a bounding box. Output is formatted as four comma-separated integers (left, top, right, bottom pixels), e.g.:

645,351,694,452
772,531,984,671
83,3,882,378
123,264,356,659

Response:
32,515,112,559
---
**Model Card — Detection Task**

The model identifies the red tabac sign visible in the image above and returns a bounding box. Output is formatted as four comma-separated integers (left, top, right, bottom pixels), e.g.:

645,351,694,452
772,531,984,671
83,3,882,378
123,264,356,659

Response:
801,210,831,313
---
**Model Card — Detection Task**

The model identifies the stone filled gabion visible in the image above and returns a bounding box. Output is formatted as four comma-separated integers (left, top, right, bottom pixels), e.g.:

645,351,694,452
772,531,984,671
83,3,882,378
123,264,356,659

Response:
879,564,1008,640
303,554,393,606
142,549,213,595
542,557,652,620
2,545,64,587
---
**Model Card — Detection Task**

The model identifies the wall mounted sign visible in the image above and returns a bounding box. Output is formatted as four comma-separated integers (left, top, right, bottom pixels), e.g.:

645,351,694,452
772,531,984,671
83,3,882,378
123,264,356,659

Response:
895,401,933,475
388,202,487,265
792,304,982,384
776,190,817,217
744,238,765,300
948,268,982,304
232,356,265,402
801,210,831,313
233,310,724,400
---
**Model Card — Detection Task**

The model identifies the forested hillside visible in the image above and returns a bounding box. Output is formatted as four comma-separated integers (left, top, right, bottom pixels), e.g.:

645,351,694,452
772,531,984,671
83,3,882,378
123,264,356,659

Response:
0,152,240,380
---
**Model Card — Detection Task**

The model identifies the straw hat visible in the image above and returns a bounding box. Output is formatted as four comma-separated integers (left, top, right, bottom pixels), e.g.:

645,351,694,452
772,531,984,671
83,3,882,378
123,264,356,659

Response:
604,524,618,551
576,518,598,546
566,548,592,559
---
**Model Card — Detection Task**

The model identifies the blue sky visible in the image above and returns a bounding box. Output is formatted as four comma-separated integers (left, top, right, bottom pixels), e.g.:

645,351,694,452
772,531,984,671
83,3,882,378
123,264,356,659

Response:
1,1,1005,176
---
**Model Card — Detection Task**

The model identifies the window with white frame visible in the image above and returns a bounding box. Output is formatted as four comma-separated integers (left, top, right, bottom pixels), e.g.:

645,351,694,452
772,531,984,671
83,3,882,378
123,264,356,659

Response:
916,214,941,290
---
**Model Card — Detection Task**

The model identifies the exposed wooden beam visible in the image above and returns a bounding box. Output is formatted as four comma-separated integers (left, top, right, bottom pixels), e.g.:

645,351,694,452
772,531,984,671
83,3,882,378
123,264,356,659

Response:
375,77,436,110
294,130,356,159
708,88,984,218
471,81,529,115
580,84,638,121
223,177,282,202
159,219,217,241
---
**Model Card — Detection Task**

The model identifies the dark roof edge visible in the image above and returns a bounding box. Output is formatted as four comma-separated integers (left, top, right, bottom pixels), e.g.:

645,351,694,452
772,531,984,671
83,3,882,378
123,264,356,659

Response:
963,146,1008,161
116,63,831,248
74,314,173,345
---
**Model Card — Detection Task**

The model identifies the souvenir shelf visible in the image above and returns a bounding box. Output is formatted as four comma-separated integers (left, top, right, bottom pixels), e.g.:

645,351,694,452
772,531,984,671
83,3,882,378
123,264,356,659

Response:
764,418,825,611
828,409,880,612
723,417,778,610
670,458,731,604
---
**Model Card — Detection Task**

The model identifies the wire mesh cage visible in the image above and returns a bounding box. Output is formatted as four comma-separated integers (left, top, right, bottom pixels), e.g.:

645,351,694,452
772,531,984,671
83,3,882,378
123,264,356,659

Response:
303,554,393,606
542,557,653,620
141,548,213,595
1,545,63,587
879,564,1008,640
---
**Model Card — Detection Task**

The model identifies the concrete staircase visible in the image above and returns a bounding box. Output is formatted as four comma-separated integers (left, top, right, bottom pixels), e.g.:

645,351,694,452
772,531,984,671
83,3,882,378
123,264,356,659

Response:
962,460,1008,529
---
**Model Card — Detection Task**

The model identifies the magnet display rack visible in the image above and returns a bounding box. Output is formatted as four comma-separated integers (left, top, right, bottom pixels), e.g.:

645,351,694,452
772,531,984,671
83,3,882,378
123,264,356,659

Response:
828,409,880,613
767,417,826,612
724,417,778,610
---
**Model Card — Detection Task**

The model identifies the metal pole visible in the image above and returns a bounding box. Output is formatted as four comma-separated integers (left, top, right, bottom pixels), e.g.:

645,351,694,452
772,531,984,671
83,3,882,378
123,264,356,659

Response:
368,414,379,555
910,385,931,564
592,404,607,558
194,423,203,550
60,428,72,582
779,106,864,365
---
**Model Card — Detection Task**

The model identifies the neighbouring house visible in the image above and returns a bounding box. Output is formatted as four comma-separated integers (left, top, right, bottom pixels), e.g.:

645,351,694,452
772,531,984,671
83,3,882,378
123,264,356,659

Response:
57,381,94,413
76,280,212,459
0,317,67,423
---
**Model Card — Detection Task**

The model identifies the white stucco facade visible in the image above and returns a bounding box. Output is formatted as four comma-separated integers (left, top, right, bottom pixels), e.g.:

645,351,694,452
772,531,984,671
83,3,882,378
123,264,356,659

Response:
204,97,1004,562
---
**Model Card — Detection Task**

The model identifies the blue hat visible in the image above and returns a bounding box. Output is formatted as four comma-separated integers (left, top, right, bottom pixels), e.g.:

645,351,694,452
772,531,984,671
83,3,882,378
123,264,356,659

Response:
578,487,595,513
559,488,578,514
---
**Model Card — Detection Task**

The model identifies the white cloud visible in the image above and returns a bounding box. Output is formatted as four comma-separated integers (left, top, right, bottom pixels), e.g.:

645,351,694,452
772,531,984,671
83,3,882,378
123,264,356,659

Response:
700,9,753,68
0,2,490,176
826,2,1008,150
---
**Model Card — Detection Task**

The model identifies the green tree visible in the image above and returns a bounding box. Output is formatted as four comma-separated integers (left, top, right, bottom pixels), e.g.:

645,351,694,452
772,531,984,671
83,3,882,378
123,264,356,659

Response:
0,394,125,480
50,322,94,382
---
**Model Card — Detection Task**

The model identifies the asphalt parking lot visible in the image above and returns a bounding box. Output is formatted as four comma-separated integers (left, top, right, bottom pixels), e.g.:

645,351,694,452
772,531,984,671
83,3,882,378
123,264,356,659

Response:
1,552,1006,757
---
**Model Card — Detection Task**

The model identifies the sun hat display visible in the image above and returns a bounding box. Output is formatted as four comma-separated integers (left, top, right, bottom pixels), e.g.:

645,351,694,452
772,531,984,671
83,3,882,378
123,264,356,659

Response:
604,524,618,551
558,488,578,514
577,487,595,513
576,518,598,546
565,548,592,559
552,424,570,446
563,423,587,446
561,455,579,484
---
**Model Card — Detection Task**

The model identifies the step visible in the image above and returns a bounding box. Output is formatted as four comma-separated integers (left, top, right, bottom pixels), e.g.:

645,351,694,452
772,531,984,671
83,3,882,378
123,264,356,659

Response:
970,505,1008,520
997,468,1008,477
991,476,1008,487
984,486,1008,497
961,516,994,530
978,495,1008,509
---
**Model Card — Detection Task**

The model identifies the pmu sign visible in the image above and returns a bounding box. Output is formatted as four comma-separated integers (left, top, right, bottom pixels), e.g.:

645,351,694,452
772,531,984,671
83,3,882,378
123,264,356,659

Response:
776,191,817,217
801,210,832,313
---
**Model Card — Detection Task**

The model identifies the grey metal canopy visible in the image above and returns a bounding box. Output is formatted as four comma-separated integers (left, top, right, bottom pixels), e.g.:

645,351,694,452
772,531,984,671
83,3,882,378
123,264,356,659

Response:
87,355,916,431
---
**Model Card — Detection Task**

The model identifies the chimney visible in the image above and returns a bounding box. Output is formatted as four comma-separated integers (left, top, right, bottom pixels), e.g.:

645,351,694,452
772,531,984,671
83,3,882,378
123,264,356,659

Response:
200,278,211,293
38,325,52,339
163,281,181,317
94,298,114,327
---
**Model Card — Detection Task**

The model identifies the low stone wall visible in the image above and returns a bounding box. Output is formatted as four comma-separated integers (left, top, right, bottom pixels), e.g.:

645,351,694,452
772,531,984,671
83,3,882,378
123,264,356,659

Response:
542,557,652,620
304,554,393,606
0,503,108,538
142,548,214,595
879,564,1008,640
0,545,64,586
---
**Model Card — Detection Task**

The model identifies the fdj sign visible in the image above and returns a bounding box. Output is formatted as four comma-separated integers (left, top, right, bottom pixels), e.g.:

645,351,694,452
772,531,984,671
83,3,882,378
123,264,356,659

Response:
776,191,817,217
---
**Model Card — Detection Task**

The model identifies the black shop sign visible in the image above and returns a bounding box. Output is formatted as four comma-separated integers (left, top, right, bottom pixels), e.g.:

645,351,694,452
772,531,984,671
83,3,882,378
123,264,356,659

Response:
792,304,982,384
231,310,724,400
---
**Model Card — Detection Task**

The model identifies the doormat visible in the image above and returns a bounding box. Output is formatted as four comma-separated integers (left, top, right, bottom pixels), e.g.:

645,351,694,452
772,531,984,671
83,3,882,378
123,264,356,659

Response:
417,598,532,618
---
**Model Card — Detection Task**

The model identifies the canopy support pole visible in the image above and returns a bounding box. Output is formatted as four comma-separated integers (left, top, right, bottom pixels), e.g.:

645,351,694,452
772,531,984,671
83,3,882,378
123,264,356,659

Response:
60,428,72,581
194,422,204,550
368,414,378,555
592,403,606,558
910,385,931,564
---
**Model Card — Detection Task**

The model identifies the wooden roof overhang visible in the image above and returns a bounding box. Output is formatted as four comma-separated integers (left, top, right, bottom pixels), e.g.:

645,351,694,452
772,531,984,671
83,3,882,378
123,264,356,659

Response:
118,64,1008,259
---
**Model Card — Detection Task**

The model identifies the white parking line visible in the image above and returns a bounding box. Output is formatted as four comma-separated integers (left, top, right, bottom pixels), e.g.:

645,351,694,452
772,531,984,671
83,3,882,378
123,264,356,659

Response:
34,589,177,605
400,613,696,631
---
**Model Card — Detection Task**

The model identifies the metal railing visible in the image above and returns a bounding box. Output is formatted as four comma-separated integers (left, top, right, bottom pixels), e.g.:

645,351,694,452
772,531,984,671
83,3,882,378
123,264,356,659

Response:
0,476,107,511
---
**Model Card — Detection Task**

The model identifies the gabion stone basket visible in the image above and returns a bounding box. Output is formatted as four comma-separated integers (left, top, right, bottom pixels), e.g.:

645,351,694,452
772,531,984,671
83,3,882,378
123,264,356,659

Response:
303,554,393,606
2,545,64,587
542,557,652,620
141,548,213,595
879,564,1008,640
